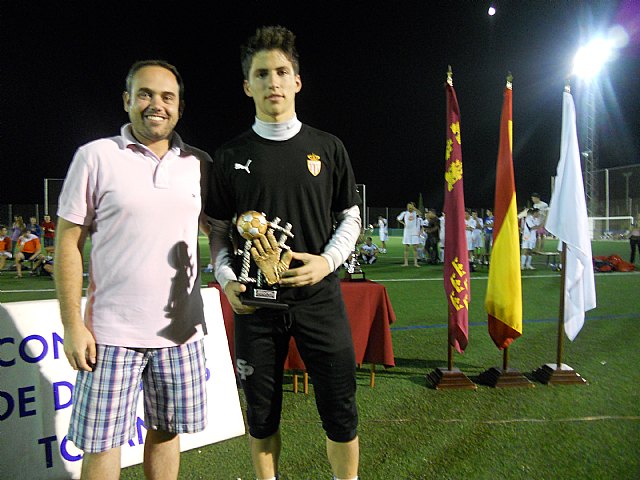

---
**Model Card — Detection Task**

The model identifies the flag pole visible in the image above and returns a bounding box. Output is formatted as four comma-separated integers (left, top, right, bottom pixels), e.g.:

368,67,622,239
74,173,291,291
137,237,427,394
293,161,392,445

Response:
556,243,567,367
533,80,588,385
427,65,476,390
534,243,587,384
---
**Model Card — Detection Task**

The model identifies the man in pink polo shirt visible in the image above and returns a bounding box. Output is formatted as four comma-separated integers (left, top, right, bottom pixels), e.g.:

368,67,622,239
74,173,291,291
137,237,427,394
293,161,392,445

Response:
55,60,211,479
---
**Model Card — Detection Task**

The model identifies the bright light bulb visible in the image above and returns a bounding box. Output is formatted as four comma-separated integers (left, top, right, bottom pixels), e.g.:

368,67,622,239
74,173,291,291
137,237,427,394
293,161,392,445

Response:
573,38,613,79
488,6,496,16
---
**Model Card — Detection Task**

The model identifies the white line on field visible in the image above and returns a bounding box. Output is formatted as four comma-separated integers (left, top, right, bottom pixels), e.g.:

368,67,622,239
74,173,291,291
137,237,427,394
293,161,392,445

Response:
374,271,638,282
362,415,640,424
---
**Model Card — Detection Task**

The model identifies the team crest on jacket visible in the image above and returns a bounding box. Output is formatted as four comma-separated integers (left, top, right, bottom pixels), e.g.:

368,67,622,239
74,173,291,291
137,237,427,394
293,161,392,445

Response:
306,153,321,176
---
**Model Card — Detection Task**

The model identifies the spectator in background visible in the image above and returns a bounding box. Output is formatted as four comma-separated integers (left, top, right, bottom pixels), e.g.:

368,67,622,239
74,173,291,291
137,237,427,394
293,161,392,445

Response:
471,210,483,261
483,209,494,264
32,245,56,279
41,214,56,248
377,215,388,253
416,213,428,262
438,212,445,263
521,208,541,270
11,215,25,254
397,202,423,267
629,214,640,264
359,236,379,264
464,210,476,269
27,216,43,238
0,226,12,272
14,228,44,278
531,193,548,251
424,209,440,265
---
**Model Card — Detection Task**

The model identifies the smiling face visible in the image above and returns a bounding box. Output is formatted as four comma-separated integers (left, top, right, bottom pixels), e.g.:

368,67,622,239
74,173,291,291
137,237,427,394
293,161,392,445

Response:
243,49,301,123
122,65,180,153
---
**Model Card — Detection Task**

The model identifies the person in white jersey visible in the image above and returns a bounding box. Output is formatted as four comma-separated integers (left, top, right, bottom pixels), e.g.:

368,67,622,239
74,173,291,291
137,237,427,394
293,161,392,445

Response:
397,202,423,267
55,60,210,479
377,215,388,253
531,192,549,251
520,208,541,269
464,210,476,269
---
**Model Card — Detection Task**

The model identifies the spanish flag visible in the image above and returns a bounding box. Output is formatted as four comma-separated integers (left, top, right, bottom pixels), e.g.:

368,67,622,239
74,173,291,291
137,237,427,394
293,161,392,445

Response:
443,71,470,353
485,79,522,349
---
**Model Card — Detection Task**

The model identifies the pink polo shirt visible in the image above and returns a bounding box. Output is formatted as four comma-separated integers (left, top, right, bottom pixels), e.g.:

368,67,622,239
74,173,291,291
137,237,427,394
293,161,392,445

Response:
58,124,208,347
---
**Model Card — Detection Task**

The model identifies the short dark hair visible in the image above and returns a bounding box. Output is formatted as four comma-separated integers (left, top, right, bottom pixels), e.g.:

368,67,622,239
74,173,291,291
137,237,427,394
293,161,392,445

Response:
241,25,300,80
125,60,185,113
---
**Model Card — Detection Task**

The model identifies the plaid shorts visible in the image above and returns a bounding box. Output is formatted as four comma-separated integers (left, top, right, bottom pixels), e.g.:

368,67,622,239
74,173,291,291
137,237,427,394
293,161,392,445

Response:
68,340,207,453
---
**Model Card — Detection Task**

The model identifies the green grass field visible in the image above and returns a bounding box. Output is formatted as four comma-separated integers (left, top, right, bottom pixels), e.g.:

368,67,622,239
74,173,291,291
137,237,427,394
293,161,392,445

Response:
1,238,639,479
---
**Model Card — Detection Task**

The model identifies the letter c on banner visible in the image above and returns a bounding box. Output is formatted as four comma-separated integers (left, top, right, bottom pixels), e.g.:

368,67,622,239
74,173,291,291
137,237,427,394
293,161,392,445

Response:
0,337,16,367
61,436,82,462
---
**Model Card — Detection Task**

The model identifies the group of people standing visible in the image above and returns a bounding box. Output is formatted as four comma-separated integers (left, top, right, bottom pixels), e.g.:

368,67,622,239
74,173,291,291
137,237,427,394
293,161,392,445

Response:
372,193,548,273
53,25,360,480
0,214,56,277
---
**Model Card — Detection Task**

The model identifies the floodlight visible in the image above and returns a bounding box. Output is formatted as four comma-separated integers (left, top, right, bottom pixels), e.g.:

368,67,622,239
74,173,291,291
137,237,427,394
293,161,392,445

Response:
488,6,496,16
573,38,614,79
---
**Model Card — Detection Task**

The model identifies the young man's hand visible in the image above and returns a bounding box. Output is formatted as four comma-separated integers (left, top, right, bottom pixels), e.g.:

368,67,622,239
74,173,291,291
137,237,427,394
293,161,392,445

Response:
279,252,330,287
223,281,257,315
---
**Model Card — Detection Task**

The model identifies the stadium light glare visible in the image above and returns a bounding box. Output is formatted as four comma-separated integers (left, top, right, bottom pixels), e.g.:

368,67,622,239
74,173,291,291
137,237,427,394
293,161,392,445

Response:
488,6,496,16
573,37,614,80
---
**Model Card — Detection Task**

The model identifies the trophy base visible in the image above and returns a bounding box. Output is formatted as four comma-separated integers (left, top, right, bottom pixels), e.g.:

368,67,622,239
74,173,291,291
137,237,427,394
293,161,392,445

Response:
241,285,289,310
344,271,366,281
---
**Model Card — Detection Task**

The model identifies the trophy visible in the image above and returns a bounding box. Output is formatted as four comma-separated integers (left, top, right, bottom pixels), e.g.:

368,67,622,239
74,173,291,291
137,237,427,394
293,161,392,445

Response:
343,248,366,281
236,211,294,309
342,226,368,281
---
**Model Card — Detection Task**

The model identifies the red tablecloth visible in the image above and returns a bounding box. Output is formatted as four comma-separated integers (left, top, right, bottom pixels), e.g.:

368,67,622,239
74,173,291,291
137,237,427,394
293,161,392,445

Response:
210,279,396,369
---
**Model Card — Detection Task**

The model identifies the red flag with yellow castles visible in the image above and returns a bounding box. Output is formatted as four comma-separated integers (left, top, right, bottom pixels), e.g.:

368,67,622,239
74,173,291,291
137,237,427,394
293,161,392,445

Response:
485,79,523,349
443,73,470,354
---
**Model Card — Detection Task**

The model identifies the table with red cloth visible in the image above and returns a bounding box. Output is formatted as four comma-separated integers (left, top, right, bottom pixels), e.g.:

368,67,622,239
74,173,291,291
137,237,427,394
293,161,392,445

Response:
209,279,396,390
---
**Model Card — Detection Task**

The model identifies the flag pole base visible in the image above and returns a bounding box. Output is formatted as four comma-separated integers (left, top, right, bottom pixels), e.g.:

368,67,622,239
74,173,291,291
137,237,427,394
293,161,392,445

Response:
477,367,535,388
533,363,587,385
427,367,477,390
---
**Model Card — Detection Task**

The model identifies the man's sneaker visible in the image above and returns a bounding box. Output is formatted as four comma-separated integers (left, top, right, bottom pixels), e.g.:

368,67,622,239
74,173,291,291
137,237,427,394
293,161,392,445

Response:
526,265,536,270
370,257,377,264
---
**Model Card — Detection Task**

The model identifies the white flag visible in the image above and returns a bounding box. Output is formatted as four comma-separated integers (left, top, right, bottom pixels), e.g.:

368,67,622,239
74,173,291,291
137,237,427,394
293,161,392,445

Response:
545,90,597,340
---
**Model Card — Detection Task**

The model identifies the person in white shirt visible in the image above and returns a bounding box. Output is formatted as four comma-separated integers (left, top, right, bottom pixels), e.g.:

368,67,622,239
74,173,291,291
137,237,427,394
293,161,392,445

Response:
521,208,541,269
464,210,476,268
359,236,379,264
397,202,423,267
377,216,388,253
471,210,484,259
531,193,549,251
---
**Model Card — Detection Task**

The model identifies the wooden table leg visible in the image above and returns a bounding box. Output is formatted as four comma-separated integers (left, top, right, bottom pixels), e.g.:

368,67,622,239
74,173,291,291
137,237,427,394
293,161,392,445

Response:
293,373,299,393
370,364,376,388
303,372,309,394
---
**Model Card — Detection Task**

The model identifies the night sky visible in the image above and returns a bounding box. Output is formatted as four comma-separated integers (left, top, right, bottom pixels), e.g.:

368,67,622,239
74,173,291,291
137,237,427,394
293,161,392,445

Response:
2,1,639,212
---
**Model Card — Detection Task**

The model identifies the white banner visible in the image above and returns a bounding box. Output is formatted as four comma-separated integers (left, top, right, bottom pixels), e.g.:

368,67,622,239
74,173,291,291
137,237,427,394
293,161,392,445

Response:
0,288,245,479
